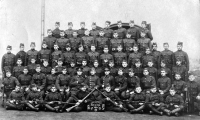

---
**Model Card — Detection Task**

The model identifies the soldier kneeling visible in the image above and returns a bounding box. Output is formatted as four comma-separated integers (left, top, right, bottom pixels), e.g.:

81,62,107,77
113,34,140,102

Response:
25,84,43,112
5,86,25,111
163,88,184,116
44,85,62,112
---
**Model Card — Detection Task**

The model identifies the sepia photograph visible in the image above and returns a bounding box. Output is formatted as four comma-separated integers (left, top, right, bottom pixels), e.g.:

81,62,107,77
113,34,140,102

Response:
0,0,200,119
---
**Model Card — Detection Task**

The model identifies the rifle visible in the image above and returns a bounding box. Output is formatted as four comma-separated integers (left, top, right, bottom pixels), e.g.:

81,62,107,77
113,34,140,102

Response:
66,88,96,112
44,101,75,105
1,73,5,107
185,84,190,113
97,89,128,112
123,100,153,105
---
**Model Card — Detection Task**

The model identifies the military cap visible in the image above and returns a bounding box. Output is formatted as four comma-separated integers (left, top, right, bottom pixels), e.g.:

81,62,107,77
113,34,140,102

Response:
145,47,151,50
117,20,122,24
135,59,141,63
177,41,183,46
163,42,169,45
47,29,52,32
152,42,157,46
30,84,37,88
73,30,78,33
169,86,176,91
80,83,88,88
117,44,122,47
54,42,58,46
36,64,41,68
30,42,35,46
62,66,67,70
77,67,83,71
109,60,114,63
50,85,57,89
66,43,71,47
91,43,96,47
105,21,111,24
20,43,24,47
175,72,181,75
79,44,84,48
161,60,166,64
80,22,85,25
141,21,147,25
160,68,166,72
126,31,131,35
70,59,76,63
5,69,11,73
147,59,153,63
68,22,73,25
105,83,111,88
130,20,134,23
105,68,110,71
90,67,96,71
118,68,123,71
140,30,146,33
143,68,149,71
99,29,104,32
122,59,127,63
60,30,65,33
94,59,99,63
129,68,134,72
30,57,36,60
55,22,60,25
58,58,63,62
113,31,118,34
43,59,49,62
82,59,87,62
133,44,138,48
188,72,195,76
7,45,12,49
42,41,47,45
16,58,22,61
23,66,28,70
104,45,109,49
92,22,96,25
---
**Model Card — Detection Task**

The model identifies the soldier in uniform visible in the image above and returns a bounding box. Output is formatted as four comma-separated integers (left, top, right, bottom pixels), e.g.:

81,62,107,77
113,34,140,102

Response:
55,58,64,75
65,22,74,39
158,60,172,80
75,44,88,66
114,68,127,98
186,73,200,115
2,70,20,99
5,86,25,110
31,64,46,96
90,22,99,38
163,88,185,116
38,41,51,65
63,43,75,67
147,60,158,81
27,58,37,76
100,68,115,91
121,60,129,77
140,21,153,40
128,45,143,67
161,43,173,70
122,68,140,100
100,45,113,67
127,20,140,41
127,87,147,114
18,67,32,95
116,20,126,39
173,42,189,71
13,58,24,79
103,21,113,39
25,84,43,111
67,60,77,77
56,67,71,101
56,30,69,52
69,30,82,52
82,30,95,52
109,60,118,77
140,68,156,94
142,47,155,68
110,32,123,53
46,68,57,92
1,45,15,76
51,43,63,67
137,30,151,54
88,44,100,66
15,43,27,66
77,22,87,38
113,45,127,67
123,32,136,55
172,58,187,81
81,59,90,78
132,59,143,78
44,85,62,112
52,22,61,38
96,29,109,54
27,42,39,65
93,60,103,78
157,68,171,99
70,68,86,96
146,87,164,115
152,42,161,69
43,29,57,51
41,59,52,75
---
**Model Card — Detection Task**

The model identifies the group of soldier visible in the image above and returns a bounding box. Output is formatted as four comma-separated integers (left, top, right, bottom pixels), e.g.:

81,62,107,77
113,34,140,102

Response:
1,20,200,116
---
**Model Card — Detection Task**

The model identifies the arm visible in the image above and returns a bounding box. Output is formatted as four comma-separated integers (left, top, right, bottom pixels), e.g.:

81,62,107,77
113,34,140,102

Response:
164,78,171,93
55,75,61,90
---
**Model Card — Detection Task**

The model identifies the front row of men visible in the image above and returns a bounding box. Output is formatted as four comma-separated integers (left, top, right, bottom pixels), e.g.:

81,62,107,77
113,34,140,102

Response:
2,65,200,116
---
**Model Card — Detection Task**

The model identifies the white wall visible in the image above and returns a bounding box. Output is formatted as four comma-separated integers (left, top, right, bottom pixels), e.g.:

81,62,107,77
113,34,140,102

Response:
0,0,200,71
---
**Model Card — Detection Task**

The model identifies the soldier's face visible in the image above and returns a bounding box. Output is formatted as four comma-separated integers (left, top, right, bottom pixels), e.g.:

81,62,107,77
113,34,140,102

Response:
42,44,47,48
143,70,149,75
113,33,118,38
48,31,52,35
31,59,36,63
153,45,157,50
109,62,114,67
77,71,82,75
55,24,59,28
141,32,145,37
117,46,122,51
175,74,181,80
161,62,166,67
105,87,111,92
51,69,56,74
81,24,85,28
51,87,57,92
177,45,182,50
147,62,153,67
6,48,11,53
91,46,96,51
151,88,157,93
62,69,67,74
15,86,20,92
133,47,138,52
99,32,104,36
79,46,84,51
129,72,134,77
68,25,73,29
73,32,78,37
6,72,11,77
66,47,71,51
54,45,58,50
82,61,87,66
103,48,109,53
105,71,110,75
135,87,142,93
117,23,122,28
70,63,75,67
176,61,181,65
90,70,96,75
163,44,169,50
58,61,63,66
81,86,87,91
118,70,123,75
60,32,65,36
189,75,195,81
145,49,151,54
20,46,24,51
122,62,128,67
23,69,28,74
17,60,22,65
30,45,35,49
32,87,37,91
85,30,90,35
135,62,141,67
170,90,176,96
126,34,131,38
105,23,110,28
141,23,146,28
129,23,134,27
36,67,41,72
161,71,166,76
94,62,99,67
92,25,96,29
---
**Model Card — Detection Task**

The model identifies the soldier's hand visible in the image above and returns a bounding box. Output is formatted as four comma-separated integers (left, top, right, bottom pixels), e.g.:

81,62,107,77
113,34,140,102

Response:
174,105,179,108
60,89,64,92
130,91,134,94
115,88,119,91
25,87,29,91
155,103,160,106
78,100,83,103
10,100,14,103
37,89,41,92
106,97,110,101
126,90,130,93
119,104,123,108
49,101,53,104
102,85,104,88
139,103,143,105
180,93,184,96
65,88,69,92
29,101,33,104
